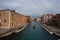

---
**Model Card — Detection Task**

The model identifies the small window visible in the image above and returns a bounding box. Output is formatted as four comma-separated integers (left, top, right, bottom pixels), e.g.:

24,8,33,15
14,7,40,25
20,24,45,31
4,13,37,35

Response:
0,13,1,16
4,20,6,22
0,23,1,26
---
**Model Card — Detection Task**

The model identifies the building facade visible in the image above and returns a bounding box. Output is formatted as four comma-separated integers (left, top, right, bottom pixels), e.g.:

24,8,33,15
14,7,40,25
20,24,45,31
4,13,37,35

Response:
0,9,27,29
42,14,53,23
51,14,60,26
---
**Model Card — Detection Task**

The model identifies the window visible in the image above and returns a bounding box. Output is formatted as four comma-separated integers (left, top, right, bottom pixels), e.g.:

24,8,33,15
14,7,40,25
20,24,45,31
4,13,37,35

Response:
0,23,1,27
4,20,6,22
0,13,1,16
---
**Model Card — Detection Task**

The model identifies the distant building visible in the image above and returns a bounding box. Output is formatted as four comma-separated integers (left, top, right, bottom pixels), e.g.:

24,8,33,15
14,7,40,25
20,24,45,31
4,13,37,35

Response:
36,18,41,22
31,18,35,21
40,15,44,23
0,9,27,29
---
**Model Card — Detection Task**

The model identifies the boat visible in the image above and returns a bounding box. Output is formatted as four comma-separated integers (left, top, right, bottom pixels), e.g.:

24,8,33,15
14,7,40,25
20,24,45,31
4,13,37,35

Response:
33,26,36,29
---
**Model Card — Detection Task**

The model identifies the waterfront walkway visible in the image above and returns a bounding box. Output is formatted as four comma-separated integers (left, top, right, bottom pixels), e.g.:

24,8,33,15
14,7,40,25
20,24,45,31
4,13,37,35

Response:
41,24,60,36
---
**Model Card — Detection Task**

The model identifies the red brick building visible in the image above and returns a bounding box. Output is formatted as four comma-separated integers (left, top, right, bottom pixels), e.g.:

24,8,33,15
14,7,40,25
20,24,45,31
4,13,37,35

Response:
0,9,27,29
25,16,31,23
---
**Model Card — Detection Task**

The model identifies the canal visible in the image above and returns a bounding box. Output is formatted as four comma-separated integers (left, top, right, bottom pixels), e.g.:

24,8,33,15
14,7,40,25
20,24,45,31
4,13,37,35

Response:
0,21,60,40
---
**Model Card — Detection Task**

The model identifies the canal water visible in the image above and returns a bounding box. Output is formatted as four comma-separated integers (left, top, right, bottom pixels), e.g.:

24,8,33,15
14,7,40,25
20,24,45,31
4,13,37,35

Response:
0,21,60,40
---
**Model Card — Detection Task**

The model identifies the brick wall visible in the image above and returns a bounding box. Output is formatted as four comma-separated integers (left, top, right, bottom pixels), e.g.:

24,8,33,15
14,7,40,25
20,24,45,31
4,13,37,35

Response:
0,10,9,28
0,9,27,29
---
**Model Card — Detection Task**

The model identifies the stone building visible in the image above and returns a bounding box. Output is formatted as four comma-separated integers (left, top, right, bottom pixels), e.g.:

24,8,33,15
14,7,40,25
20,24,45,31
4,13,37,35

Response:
42,14,53,23
0,9,27,29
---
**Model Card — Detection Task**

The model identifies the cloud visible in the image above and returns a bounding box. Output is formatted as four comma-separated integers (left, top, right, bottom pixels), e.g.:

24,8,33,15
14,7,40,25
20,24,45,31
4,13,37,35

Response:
1,2,20,8
0,0,60,18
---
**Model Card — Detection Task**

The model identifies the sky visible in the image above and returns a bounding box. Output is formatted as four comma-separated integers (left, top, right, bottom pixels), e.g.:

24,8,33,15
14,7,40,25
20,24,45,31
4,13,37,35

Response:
0,0,60,18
